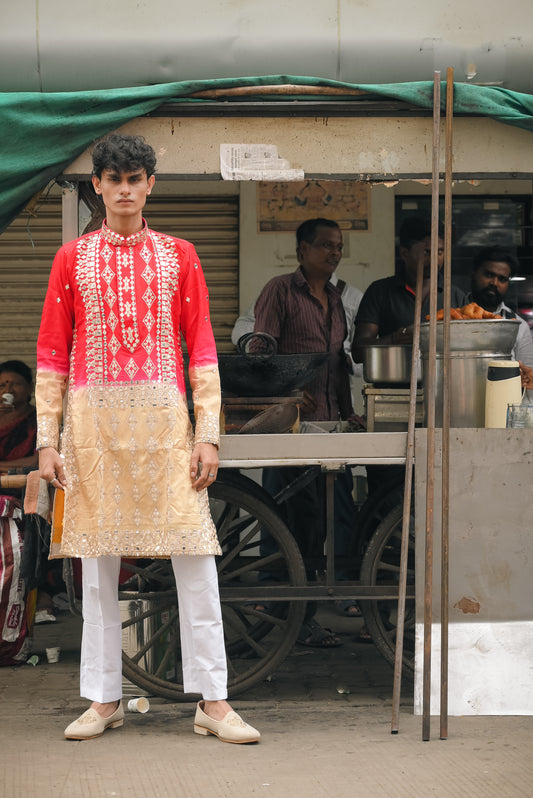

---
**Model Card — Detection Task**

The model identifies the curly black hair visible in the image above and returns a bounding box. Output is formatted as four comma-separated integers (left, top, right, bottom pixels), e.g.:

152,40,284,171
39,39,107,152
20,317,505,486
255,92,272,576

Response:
92,134,156,178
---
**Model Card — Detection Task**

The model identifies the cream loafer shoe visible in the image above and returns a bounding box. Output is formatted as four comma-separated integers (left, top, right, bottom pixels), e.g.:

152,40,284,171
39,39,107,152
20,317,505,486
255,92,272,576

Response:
194,701,260,744
64,702,124,740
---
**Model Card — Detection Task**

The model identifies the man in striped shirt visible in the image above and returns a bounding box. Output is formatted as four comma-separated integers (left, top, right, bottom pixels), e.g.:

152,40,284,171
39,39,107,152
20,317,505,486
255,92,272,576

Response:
253,218,353,421
251,219,359,646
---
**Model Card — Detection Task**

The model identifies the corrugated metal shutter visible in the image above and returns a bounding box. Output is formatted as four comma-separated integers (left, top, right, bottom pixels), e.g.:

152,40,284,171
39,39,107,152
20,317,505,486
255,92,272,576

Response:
143,195,239,353
0,192,239,371
0,195,62,371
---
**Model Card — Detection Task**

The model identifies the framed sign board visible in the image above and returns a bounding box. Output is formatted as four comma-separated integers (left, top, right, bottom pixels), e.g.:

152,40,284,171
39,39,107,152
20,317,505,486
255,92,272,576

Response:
258,180,370,232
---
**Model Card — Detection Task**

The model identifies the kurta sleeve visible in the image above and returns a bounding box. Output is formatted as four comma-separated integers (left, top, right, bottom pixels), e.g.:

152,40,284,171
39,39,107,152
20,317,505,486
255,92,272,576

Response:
178,243,220,447
35,245,75,450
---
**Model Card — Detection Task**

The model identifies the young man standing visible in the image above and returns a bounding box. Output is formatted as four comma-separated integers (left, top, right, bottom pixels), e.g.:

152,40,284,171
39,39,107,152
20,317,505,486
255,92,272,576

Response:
36,134,259,743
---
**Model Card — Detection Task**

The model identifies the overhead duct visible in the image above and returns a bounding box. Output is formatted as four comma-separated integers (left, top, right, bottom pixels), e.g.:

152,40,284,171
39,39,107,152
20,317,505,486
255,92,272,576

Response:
3,1,533,93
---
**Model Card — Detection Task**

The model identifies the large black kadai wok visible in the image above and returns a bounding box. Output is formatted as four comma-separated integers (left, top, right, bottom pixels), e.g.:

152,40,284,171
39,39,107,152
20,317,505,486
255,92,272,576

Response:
217,333,329,397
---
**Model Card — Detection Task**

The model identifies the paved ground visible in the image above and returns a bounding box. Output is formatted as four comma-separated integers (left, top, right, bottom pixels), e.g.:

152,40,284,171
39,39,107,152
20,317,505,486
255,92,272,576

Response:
1,604,532,798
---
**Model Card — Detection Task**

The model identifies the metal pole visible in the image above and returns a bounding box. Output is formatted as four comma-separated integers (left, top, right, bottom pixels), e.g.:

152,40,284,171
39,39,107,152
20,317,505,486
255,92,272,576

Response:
391,237,424,734
440,67,454,741
325,471,336,585
422,71,441,742
61,182,79,244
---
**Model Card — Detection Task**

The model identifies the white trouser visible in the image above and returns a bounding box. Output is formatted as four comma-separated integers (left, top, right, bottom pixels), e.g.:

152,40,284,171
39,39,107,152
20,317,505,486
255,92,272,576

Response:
80,554,228,702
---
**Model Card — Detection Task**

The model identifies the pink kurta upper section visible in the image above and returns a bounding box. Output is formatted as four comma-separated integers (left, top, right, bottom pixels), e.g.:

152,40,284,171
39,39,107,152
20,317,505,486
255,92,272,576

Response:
37,221,218,390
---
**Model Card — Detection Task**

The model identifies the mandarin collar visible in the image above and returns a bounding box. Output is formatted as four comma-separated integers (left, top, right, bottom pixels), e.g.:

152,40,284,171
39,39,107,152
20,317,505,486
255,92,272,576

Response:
101,219,148,247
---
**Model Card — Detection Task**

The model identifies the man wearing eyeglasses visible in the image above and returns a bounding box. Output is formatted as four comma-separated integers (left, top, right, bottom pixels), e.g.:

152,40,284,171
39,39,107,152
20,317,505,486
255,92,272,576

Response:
253,218,354,421
251,218,360,647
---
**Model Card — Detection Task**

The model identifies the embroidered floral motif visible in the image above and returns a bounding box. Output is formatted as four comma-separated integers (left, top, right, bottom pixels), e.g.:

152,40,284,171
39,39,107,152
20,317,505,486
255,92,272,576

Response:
75,229,184,384
194,411,220,446
36,416,59,450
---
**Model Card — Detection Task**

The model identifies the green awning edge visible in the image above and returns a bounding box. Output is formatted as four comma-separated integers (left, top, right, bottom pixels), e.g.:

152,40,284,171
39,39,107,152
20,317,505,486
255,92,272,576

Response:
2,75,533,235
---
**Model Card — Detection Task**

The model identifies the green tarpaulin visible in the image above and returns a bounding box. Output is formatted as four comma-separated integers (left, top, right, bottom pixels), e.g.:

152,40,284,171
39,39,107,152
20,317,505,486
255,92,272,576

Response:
2,75,533,235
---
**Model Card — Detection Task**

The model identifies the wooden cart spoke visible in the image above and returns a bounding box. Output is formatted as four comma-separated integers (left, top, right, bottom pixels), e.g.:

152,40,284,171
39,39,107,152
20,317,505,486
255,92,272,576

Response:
218,551,283,582
217,520,264,569
127,607,178,665
221,609,271,658
153,639,179,679
228,604,288,629
360,502,415,675
120,598,176,628
375,561,415,577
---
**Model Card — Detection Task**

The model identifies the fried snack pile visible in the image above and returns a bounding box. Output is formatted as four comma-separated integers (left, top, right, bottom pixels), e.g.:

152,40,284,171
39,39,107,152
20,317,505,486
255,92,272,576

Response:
427,302,502,321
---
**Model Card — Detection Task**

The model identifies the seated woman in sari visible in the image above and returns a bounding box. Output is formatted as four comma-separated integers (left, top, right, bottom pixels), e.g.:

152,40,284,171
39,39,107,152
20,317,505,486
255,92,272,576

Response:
0,360,38,475
0,360,58,623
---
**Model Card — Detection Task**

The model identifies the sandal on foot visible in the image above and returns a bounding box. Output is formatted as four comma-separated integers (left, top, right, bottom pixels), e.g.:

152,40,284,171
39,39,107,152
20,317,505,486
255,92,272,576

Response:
297,619,342,648
335,599,362,618
356,624,373,644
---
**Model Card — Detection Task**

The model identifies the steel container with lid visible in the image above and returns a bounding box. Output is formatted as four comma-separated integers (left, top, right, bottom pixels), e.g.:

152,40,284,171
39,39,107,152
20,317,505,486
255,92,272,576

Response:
419,319,520,427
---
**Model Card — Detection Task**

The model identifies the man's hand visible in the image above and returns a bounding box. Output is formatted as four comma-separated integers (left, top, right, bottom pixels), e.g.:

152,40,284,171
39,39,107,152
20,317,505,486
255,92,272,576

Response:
190,442,219,492
39,447,67,489
393,325,414,345
519,361,533,390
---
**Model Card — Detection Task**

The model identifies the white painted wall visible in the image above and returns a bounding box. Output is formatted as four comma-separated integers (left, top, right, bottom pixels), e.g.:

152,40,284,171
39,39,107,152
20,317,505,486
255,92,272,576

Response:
238,181,395,311
66,116,533,181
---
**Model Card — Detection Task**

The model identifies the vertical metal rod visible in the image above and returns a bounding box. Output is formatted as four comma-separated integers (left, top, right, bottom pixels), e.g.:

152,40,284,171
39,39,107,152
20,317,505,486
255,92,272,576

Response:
325,472,336,585
62,183,79,244
391,239,424,734
440,67,454,741
422,71,441,742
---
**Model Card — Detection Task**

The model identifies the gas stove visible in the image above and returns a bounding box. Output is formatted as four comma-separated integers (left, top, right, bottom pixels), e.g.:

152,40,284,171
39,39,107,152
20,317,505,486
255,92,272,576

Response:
363,384,424,432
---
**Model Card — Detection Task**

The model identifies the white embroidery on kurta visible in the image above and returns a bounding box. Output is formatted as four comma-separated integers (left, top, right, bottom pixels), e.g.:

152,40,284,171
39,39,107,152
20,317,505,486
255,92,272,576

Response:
54,231,221,558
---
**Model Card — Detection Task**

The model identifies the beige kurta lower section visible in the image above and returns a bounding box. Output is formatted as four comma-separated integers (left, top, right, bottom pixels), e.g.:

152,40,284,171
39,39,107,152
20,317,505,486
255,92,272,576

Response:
56,383,221,558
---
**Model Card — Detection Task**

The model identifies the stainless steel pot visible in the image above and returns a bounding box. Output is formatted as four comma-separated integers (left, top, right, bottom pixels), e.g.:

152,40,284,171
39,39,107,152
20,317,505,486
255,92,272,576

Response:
419,318,520,352
419,319,520,427
362,344,421,385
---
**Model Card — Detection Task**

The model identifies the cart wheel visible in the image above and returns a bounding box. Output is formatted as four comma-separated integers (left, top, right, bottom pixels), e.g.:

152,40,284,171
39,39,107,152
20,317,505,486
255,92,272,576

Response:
359,502,415,675
121,472,307,699
353,476,405,560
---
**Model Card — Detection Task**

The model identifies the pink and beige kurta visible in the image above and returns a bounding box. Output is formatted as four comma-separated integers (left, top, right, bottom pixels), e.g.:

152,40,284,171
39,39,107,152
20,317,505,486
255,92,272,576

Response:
35,222,221,559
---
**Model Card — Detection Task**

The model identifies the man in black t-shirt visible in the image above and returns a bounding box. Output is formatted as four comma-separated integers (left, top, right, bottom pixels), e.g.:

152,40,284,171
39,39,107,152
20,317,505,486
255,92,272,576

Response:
352,217,466,498
352,217,466,364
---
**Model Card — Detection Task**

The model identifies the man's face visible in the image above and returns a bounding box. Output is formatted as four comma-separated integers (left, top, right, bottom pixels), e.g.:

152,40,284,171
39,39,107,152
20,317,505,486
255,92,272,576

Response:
471,260,511,311
297,225,343,279
400,236,445,284
92,168,155,219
